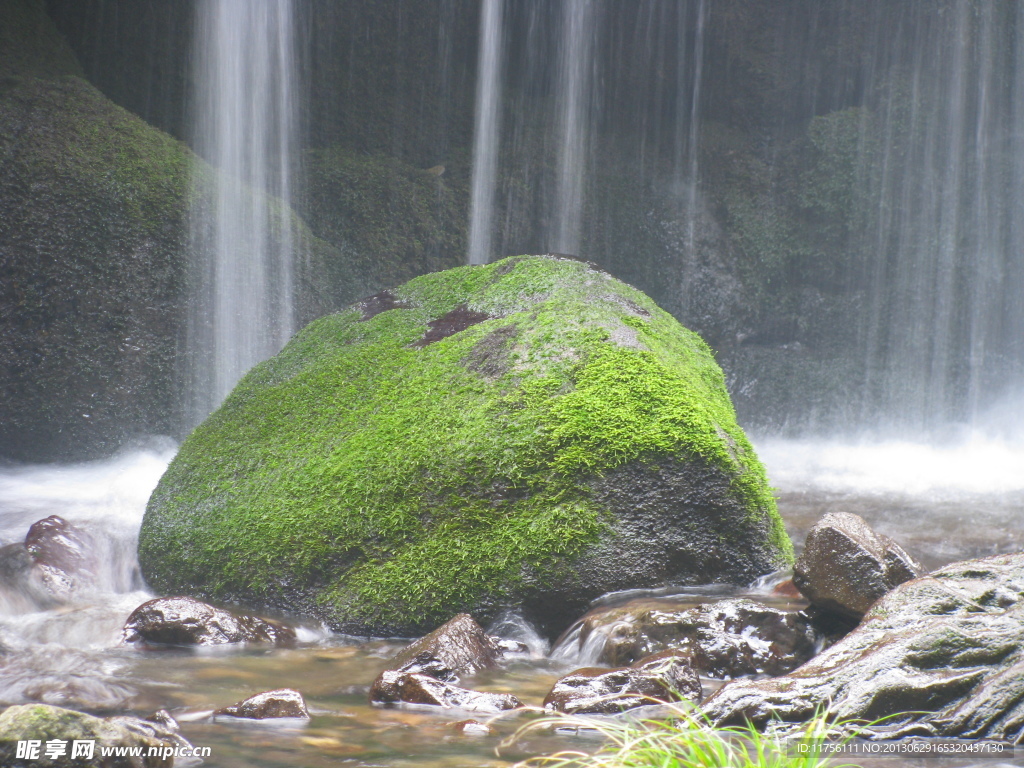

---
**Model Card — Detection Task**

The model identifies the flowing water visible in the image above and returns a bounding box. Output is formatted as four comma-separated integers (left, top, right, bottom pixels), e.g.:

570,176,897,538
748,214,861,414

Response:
466,0,506,266
1,439,1021,767
187,0,298,422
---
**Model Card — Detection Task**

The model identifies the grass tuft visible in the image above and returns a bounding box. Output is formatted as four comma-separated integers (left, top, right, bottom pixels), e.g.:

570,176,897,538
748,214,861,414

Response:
503,703,861,768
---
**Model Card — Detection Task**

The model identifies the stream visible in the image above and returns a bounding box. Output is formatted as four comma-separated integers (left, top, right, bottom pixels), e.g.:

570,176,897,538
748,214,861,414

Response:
1,436,1023,767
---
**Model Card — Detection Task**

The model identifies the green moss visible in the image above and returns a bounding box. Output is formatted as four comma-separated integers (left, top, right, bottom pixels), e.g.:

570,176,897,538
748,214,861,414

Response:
141,256,790,632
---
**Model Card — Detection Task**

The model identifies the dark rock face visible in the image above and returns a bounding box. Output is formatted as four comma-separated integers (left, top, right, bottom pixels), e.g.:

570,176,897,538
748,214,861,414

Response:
413,305,492,347
543,652,701,715
358,290,411,321
121,596,295,646
0,703,183,767
570,597,818,677
704,553,1024,741
387,614,502,680
0,516,97,604
793,511,924,620
0,3,338,461
371,671,520,713
215,689,310,720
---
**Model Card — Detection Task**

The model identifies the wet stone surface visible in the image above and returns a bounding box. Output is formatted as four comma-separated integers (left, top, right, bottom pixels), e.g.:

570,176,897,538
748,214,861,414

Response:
370,614,522,712
793,510,925,620
386,613,504,680
121,596,296,646
543,651,701,714
704,552,1024,741
215,688,310,720
372,671,521,713
572,597,819,677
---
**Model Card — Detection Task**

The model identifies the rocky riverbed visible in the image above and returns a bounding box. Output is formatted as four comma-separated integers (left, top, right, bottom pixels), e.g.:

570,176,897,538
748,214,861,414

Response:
1,438,1024,767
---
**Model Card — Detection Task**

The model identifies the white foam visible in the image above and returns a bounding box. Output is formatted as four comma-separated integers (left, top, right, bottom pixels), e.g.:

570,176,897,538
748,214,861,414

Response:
0,442,176,543
755,434,1024,499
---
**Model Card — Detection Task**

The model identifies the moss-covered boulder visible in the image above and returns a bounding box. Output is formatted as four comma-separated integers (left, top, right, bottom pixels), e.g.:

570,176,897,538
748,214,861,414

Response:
139,255,792,637
0,704,177,767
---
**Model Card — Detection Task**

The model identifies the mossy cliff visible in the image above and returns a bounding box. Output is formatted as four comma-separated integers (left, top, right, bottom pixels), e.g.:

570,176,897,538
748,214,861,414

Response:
0,0,341,461
140,255,792,637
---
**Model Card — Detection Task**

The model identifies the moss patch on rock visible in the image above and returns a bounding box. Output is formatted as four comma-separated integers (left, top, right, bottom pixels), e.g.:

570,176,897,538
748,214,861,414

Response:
0,69,342,460
0,704,173,767
140,255,791,636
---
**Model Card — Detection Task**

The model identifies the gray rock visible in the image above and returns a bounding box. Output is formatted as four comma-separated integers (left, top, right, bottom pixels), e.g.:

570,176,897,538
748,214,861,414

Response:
570,597,819,677
121,596,295,646
703,553,1024,741
543,651,701,714
793,511,924,620
215,688,310,719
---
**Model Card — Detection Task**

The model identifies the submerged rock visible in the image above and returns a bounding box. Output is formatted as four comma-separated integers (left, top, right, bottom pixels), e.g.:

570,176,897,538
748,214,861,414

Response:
450,719,495,736
793,511,924,620
0,516,96,605
703,553,1024,741
140,256,791,637
544,651,702,714
0,703,182,767
121,596,295,646
570,597,818,677
215,689,310,720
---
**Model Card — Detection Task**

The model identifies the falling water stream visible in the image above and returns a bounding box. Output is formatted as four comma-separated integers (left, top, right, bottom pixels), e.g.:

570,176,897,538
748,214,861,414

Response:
188,0,298,422
466,0,505,266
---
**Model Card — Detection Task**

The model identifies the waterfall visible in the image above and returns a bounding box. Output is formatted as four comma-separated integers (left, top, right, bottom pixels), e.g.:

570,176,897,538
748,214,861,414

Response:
466,0,505,266
850,1,1024,434
188,0,297,421
552,0,598,255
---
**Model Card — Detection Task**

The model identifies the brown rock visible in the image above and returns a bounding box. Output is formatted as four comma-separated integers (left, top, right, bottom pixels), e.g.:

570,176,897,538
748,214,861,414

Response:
371,671,520,712
215,689,310,719
387,613,503,681
25,515,91,577
793,511,924,620
543,651,701,714
570,597,818,677
121,596,296,646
